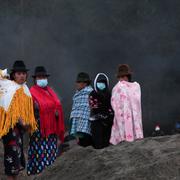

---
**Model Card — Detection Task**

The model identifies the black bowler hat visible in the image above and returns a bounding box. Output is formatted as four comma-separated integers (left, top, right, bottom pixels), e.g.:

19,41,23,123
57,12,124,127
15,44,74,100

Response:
76,72,91,83
32,66,50,78
11,60,29,72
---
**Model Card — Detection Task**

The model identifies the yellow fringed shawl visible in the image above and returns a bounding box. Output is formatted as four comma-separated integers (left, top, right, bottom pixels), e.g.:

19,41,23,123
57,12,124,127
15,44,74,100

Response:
0,84,37,138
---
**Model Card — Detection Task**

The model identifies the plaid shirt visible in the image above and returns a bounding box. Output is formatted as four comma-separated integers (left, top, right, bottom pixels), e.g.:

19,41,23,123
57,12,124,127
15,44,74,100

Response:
70,86,93,135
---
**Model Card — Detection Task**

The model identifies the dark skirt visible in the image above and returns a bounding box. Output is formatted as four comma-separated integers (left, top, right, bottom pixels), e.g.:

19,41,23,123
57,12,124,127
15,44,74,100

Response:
2,125,25,176
27,130,57,175
27,101,58,175
91,119,113,149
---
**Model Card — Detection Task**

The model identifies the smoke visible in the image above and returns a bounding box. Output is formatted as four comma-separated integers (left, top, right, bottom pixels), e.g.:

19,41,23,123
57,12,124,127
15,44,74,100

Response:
0,0,180,135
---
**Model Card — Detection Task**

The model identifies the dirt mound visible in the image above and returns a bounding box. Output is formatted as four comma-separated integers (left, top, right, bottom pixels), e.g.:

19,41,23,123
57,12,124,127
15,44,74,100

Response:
1,135,180,180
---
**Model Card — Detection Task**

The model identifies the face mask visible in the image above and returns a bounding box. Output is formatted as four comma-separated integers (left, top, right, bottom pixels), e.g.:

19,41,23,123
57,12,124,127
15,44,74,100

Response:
37,79,48,88
97,82,106,90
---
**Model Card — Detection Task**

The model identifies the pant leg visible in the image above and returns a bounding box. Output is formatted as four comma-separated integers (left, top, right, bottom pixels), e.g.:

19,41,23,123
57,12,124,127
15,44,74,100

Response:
102,120,112,148
78,133,92,147
91,120,104,149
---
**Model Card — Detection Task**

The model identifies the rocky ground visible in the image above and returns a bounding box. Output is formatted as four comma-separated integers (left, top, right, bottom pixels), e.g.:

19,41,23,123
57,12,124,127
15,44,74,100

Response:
1,135,180,180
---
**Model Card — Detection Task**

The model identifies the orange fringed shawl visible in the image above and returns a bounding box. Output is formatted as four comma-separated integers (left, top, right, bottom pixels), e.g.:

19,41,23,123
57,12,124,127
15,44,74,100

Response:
0,80,37,138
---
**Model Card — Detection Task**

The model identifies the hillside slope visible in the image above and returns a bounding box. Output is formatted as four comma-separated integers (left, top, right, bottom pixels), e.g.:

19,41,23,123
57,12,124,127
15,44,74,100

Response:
1,135,180,180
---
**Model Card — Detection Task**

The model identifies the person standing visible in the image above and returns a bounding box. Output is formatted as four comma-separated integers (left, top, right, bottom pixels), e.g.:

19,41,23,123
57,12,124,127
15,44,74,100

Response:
110,64,144,145
0,60,37,180
70,72,93,147
89,73,114,149
27,66,65,175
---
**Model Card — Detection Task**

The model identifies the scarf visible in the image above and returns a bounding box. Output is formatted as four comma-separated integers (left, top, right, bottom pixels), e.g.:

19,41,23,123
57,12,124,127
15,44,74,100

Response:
30,85,64,142
0,77,37,138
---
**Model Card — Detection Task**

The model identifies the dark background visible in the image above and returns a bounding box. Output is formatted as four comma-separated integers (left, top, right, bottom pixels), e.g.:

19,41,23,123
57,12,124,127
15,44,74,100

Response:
1,0,180,136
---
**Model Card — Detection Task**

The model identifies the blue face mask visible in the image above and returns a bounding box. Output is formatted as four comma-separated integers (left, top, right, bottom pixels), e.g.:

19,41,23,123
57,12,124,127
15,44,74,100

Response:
37,79,48,88
97,82,106,90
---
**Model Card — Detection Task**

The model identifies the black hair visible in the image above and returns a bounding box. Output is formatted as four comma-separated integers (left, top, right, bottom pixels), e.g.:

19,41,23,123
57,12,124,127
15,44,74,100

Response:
10,72,15,80
77,80,91,86
127,74,132,82
85,81,91,86
10,71,28,81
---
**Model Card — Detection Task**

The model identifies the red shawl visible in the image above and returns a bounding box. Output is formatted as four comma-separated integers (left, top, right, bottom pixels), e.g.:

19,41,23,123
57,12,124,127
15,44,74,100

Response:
30,85,64,142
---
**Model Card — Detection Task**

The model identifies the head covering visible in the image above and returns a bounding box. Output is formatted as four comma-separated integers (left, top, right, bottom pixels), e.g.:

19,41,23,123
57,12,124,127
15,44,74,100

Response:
93,73,111,109
94,73,109,92
32,66,50,78
11,60,29,72
76,72,91,84
117,64,132,78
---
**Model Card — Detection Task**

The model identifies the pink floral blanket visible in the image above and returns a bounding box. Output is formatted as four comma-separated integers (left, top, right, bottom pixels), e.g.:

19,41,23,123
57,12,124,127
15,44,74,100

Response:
110,81,144,145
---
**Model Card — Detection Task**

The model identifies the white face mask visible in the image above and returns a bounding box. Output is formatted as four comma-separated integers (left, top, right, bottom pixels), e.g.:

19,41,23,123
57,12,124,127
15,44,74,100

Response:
37,79,48,88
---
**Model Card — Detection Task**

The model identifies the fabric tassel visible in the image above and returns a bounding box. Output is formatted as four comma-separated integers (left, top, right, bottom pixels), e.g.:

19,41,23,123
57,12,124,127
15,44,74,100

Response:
0,87,37,138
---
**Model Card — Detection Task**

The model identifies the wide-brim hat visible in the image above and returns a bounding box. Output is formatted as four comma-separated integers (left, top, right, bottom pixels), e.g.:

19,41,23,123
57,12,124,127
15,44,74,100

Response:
11,60,29,72
117,64,133,78
76,72,91,83
32,66,50,78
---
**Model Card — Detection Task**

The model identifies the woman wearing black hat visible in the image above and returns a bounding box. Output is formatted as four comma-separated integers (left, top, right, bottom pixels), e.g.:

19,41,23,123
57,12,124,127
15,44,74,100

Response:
69,72,93,147
1,60,37,180
89,73,114,149
27,66,65,175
